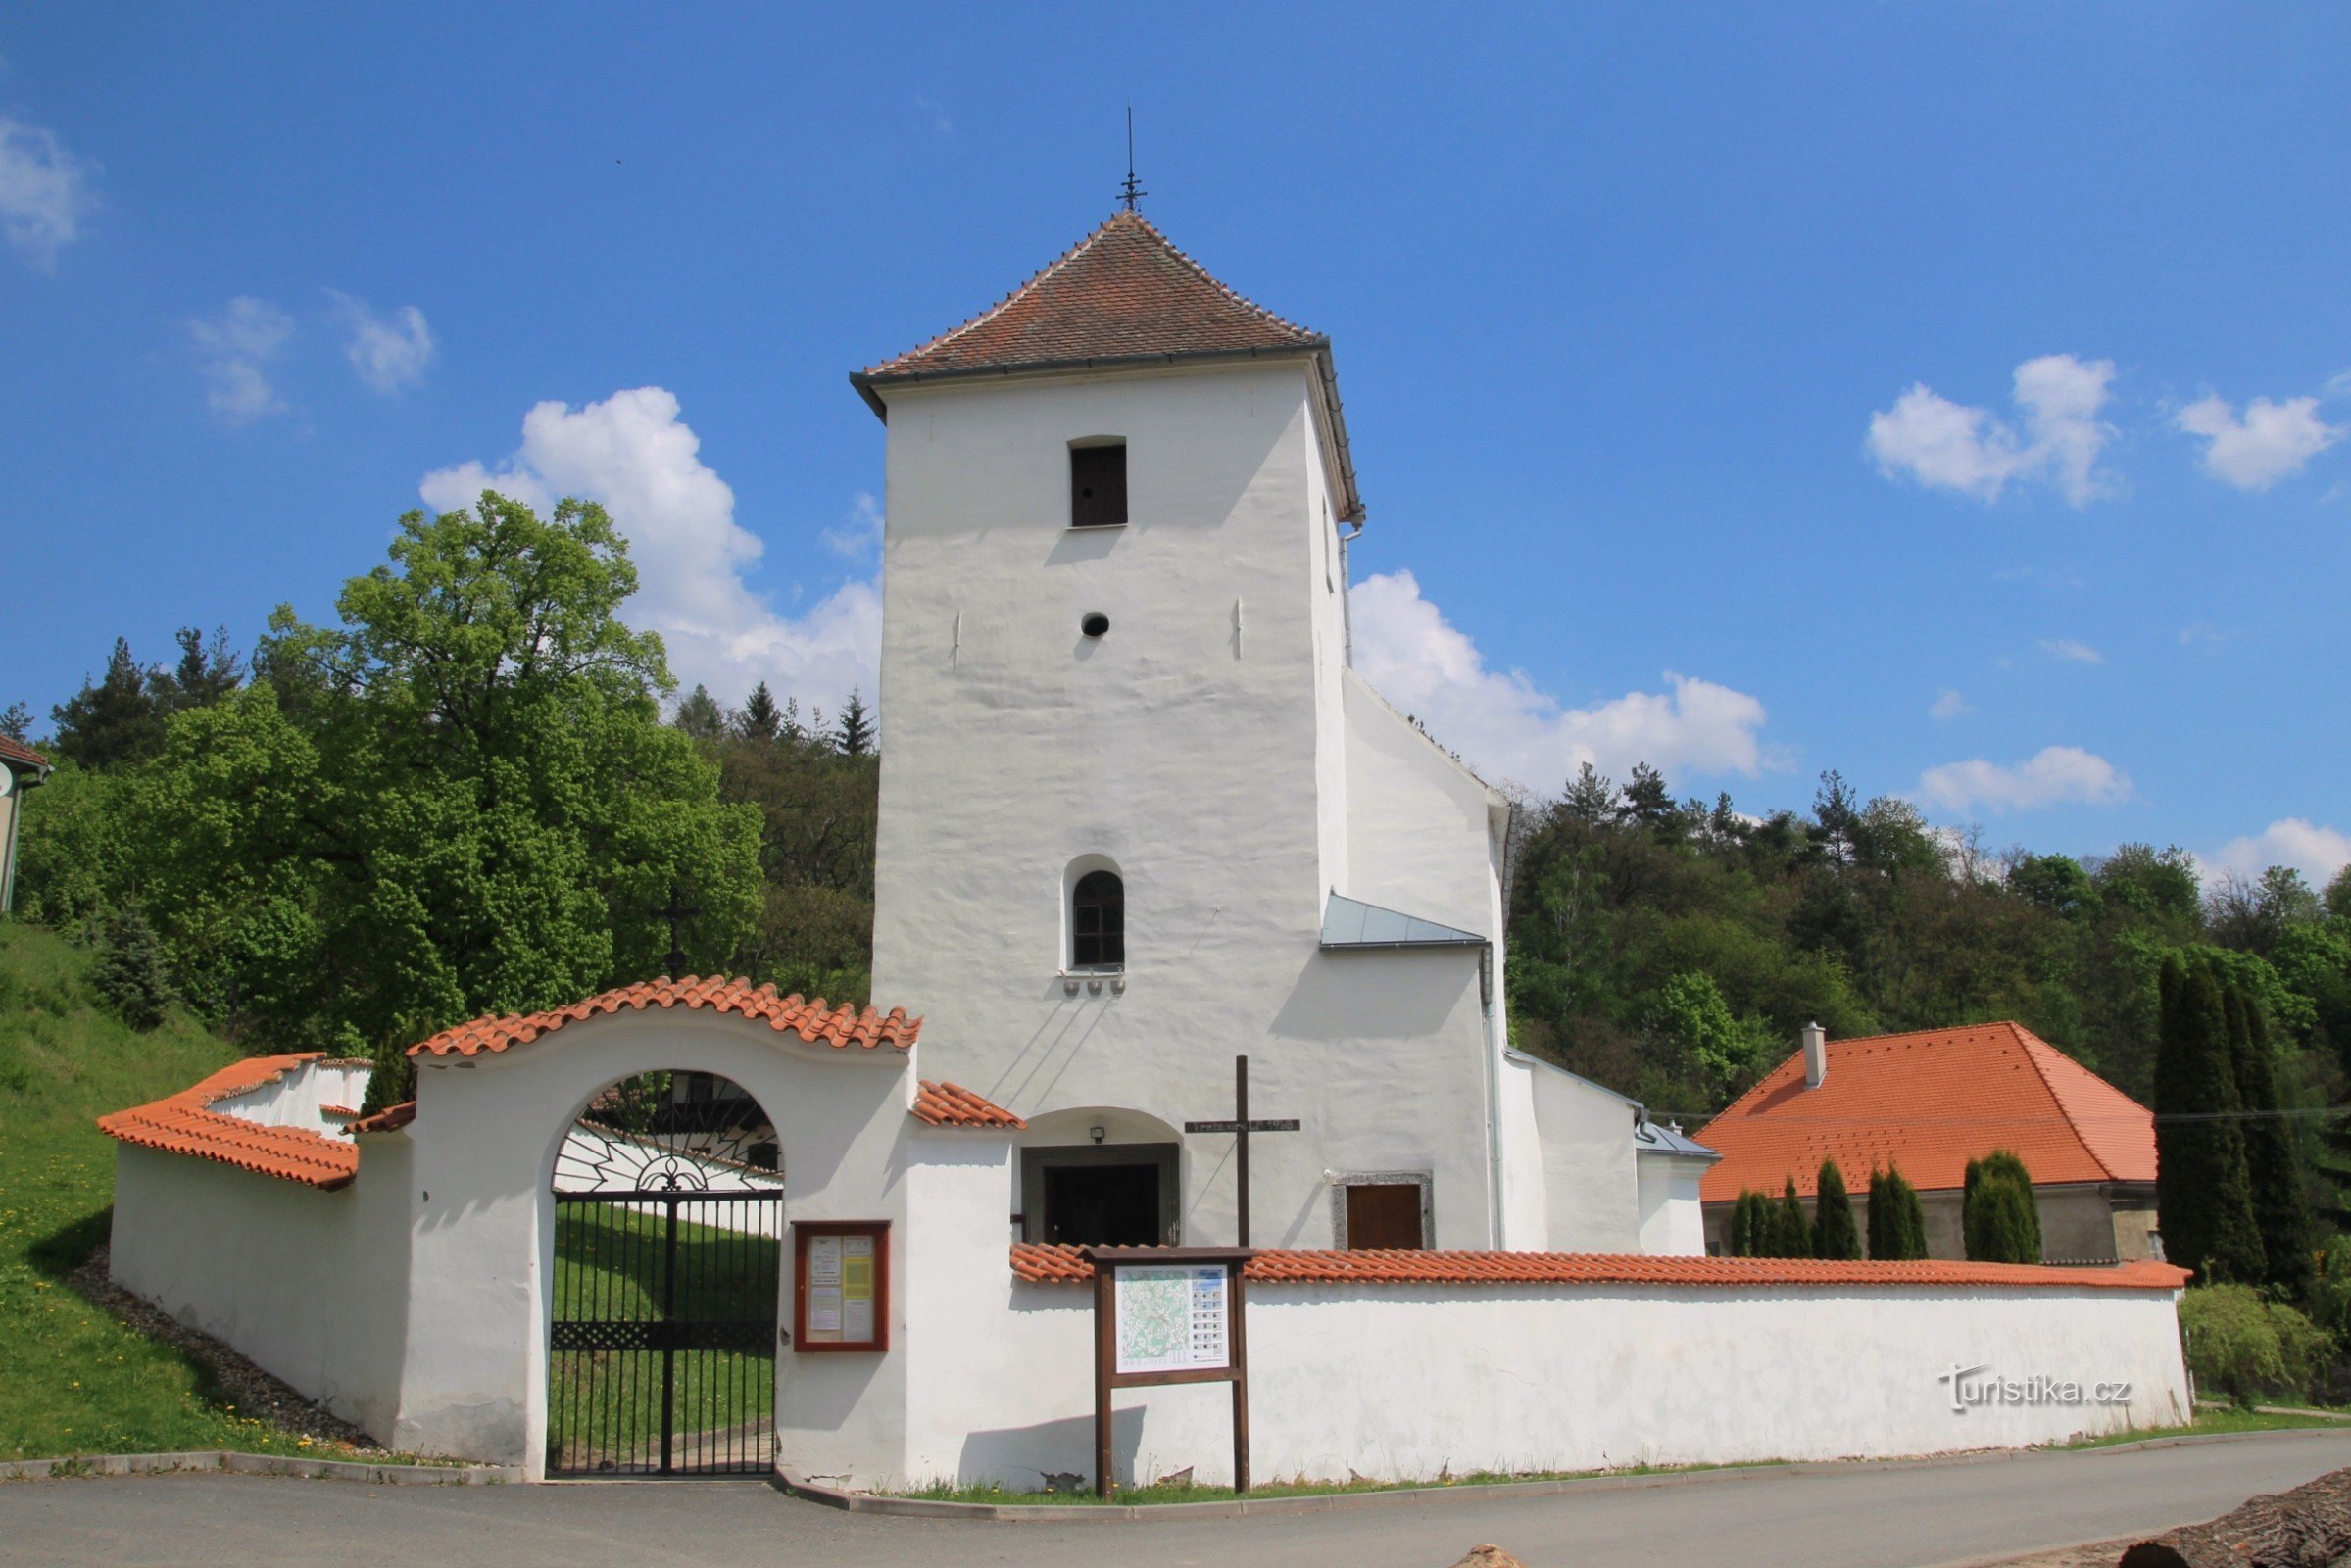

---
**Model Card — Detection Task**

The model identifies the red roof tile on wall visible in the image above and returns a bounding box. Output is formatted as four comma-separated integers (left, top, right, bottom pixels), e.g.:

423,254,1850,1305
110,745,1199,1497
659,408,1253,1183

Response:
910,1080,1025,1128
860,211,1323,384
1008,1243,2187,1292
348,1101,416,1135
406,975,922,1059
98,1054,359,1190
0,734,49,771
1694,1022,2157,1203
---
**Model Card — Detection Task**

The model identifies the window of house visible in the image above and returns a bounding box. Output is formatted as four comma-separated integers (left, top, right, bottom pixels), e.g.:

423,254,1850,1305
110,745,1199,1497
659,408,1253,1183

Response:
1070,869,1125,969
1070,443,1127,528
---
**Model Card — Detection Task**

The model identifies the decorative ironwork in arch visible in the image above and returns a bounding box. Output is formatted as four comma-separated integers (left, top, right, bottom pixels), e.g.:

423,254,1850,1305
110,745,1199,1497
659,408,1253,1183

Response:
553,1070,785,1196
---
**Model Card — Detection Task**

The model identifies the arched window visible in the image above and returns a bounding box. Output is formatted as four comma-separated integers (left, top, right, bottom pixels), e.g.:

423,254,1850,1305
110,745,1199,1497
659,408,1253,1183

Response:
1070,870,1125,970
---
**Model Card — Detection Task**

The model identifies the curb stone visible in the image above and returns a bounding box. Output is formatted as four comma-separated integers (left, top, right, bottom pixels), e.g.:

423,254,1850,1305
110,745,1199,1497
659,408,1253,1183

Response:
775,1426,2351,1524
0,1450,518,1485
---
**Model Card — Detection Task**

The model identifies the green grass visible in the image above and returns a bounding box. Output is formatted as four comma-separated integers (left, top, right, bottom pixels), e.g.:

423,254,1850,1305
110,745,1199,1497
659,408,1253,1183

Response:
2058,1404,2349,1449
547,1204,778,1472
0,923,331,1461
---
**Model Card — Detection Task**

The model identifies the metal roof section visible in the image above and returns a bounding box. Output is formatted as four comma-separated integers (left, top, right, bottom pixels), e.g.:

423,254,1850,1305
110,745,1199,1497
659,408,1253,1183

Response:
1319,892,1487,950
1635,1117,1722,1162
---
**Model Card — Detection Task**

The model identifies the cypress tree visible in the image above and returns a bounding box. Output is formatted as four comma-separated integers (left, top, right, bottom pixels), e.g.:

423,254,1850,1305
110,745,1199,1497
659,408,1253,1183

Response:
1725,1190,1768,1256
1963,1150,2043,1264
1868,1165,1930,1260
1774,1177,1810,1258
1811,1158,1863,1260
2156,958,2267,1282
2227,982,2314,1298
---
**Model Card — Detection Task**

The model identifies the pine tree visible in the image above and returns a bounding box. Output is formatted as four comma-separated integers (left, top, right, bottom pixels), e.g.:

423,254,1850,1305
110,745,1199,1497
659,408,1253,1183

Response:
1963,1150,2042,1263
154,625,243,713
2156,957,2267,1282
0,701,30,741
1725,1190,1769,1256
673,684,725,742
834,688,874,756
1868,1165,1930,1260
739,681,781,743
2227,982,2314,1298
51,637,165,768
91,906,174,1030
1773,1177,1810,1258
1811,1159,1862,1259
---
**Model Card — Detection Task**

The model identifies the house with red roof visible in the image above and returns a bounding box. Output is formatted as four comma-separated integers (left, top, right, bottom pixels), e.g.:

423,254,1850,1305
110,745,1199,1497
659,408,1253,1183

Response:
0,732,52,915
1694,1021,2160,1263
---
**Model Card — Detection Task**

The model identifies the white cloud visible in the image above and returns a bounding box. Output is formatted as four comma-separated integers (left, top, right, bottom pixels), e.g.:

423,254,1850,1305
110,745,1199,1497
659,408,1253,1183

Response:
2175,392,2343,491
822,491,883,560
188,297,295,424
1916,746,2132,814
1349,569,1774,792
328,292,436,393
1867,354,2117,506
0,113,96,269
2204,818,2351,889
1930,688,1971,721
913,95,955,136
421,387,879,712
2038,637,2104,665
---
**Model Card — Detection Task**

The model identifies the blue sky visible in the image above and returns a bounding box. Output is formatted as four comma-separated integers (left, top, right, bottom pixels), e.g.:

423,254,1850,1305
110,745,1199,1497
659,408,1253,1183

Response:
2,4,2345,885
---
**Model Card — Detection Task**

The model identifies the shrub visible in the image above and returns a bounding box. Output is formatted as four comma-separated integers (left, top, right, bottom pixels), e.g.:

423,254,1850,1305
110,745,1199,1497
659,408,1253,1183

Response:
1811,1159,1862,1260
2181,1283,2331,1406
90,906,173,1031
1868,1164,1930,1260
1963,1149,2042,1264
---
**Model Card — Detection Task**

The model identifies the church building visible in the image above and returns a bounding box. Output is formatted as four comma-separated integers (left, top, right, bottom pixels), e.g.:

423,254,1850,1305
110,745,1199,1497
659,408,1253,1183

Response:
851,210,1715,1255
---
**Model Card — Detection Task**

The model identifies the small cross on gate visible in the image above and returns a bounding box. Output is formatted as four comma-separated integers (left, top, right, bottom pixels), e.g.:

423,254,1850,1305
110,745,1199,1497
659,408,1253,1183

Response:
652,883,702,983
1184,1054,1298,1247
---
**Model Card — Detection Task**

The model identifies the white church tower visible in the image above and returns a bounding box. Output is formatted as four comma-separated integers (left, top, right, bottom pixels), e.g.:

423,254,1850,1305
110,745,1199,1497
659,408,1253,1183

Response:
854,211,1712,1254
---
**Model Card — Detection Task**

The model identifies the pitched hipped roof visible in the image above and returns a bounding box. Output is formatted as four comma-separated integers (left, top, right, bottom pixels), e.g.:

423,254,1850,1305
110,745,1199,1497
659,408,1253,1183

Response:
1009,1244,2185,1292
98,1054,360,1190
408,975,922,1059
852,210,1362,521
1695,1021,2156,1202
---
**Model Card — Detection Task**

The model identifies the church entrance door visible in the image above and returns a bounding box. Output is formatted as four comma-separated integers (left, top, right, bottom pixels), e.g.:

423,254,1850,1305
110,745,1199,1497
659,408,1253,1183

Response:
546,1071,783,1477
1021,1142,1180,1245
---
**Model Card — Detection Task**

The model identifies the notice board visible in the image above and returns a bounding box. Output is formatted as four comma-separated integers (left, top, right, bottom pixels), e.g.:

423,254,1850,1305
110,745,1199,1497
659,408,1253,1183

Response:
793,1219,889,1352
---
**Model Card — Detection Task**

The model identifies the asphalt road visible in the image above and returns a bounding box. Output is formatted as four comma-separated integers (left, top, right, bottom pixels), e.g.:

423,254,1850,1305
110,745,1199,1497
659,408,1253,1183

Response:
5,1430,2349,1568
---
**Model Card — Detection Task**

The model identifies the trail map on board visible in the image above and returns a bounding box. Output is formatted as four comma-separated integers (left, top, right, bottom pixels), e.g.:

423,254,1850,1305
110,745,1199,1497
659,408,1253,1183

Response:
1113,1264,1229,1375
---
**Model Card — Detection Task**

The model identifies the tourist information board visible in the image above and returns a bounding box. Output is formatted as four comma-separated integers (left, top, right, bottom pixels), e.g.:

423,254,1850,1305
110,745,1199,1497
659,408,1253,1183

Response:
1085,1245,1253,1497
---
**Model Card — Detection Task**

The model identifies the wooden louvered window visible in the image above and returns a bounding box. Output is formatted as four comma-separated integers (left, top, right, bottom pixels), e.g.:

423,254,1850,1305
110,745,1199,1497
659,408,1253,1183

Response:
1070,443,1127,528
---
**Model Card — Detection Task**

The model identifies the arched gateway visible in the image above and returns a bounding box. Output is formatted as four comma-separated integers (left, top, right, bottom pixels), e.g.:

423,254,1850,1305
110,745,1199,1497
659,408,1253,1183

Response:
546,1069,785,1476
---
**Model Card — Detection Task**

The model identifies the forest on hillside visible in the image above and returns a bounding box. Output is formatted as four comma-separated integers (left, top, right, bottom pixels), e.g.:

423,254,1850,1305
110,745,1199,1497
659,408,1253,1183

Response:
12,495,2351,1222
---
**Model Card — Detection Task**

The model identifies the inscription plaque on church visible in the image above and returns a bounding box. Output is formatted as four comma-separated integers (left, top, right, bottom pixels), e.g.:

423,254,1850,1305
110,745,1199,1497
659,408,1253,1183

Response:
793,1220,890,1352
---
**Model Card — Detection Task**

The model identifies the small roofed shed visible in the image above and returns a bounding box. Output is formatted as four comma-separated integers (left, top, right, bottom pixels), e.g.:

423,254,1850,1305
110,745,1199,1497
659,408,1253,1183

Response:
1693,1022,2159,1263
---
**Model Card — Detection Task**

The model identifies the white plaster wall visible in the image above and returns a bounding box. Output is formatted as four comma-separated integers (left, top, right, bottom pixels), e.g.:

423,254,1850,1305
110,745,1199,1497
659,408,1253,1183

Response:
905,1274,2190,1492
1340,672,1497,936
1520,1054,1641,1251
1638,1156,1710,1255
394,1009,916,1476
214,1058,369,1136
868,364,1502,1250
1494,1052,1550,1250
108,1139,414,1442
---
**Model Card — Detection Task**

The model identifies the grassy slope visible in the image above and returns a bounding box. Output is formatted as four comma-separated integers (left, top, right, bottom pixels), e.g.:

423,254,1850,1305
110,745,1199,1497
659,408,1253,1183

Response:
0,923,319,1460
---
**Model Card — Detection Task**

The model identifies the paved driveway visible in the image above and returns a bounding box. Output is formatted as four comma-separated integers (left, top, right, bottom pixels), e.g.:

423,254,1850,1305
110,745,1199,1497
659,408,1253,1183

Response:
5,1431,2349,1568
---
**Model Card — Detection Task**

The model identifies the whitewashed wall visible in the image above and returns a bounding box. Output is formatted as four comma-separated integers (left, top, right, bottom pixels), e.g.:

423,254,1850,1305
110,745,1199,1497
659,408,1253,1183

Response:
900,1269,2190,1492
108,1138,414,1442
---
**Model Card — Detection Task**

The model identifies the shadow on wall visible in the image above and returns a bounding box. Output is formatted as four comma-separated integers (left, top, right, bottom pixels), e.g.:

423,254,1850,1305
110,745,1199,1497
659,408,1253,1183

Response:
1271,948,1474,1042
956,1405,1146,1493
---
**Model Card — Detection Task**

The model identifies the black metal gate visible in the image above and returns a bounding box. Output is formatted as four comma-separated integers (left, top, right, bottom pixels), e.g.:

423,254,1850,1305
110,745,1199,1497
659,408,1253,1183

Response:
548,1186,783,1477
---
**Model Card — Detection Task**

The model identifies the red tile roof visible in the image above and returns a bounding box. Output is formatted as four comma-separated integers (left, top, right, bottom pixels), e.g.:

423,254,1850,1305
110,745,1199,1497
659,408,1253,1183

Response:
1008,1243,2187,1293
910,1080,1025,1128
860,211,1323,383
1694,1022,2156,1203
852,210,1364,522
348,1101,416,1135
0,734,50,771
407,975,921,1059
98,1054,360,1190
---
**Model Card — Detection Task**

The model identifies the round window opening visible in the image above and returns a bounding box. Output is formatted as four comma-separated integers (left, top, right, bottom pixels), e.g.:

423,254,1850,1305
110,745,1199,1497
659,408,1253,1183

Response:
1081,612,1110,638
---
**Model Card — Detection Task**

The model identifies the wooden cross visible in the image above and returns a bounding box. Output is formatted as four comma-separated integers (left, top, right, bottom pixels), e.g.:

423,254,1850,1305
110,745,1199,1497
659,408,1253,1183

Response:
652,884,702,982
1184,1054,1298,1247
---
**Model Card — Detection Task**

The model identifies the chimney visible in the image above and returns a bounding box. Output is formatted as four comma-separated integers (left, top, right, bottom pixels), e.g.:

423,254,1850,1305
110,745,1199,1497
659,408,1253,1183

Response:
1801,1021,1828,1089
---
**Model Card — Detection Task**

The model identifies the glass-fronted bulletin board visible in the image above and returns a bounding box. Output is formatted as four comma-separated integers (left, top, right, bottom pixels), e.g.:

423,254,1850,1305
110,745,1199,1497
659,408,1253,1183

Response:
792,1219,890,1352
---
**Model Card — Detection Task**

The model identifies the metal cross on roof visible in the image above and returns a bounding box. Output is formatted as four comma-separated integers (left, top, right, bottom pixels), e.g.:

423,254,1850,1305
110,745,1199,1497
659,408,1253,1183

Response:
1185,1054,1298,1247
1118,106,1147,212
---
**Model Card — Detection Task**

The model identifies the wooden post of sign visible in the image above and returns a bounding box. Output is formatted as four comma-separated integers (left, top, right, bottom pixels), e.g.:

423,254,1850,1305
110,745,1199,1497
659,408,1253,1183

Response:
1085,1246,1254,1499
1091,1257,1115,1497
1229,1262,1249,1492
